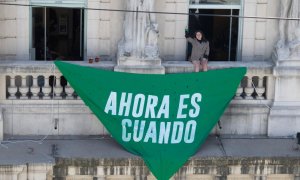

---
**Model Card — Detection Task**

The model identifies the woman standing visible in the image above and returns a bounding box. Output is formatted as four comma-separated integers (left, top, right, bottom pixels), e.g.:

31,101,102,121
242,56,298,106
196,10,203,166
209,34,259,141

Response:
186,30,210,72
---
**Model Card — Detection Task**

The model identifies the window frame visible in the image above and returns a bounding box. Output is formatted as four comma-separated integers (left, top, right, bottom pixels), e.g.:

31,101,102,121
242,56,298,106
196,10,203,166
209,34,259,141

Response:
29,0,87,61
188,0,243,61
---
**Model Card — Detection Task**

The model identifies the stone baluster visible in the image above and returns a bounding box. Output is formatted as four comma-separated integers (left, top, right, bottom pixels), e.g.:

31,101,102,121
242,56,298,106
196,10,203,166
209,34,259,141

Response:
255,76,266,100
19,75,29,99
96,166,105,180
7,76,17,100
72,90,81,100
42,75,51,100
244,76,254,100
53,75,63,99
235,82,243,99
65,82,74,100
30,75,40,99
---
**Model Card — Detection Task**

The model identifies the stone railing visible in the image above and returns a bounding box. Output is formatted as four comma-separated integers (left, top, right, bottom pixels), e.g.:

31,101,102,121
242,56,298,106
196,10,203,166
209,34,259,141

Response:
1,61,274,101
0,60,274,136
163,61,274,101
225,62,274,101
0,61,115,101
7,71,77,100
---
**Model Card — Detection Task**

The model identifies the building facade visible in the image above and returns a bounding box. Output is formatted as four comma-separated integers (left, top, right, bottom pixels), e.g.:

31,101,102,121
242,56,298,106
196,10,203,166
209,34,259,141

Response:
0,0,278,62
1,0,300,179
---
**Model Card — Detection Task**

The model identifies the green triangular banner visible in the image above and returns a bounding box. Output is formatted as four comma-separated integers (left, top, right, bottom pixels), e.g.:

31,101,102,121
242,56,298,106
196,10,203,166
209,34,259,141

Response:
55,61,246,180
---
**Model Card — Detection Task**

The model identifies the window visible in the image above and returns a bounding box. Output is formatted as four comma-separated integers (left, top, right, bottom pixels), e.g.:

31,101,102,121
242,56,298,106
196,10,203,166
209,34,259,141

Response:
188,0,242,61
32,8,84,61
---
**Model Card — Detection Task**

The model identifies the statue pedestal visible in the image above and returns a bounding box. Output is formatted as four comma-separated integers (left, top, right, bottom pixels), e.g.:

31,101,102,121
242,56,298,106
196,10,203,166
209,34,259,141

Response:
268,58,300,136
114,56,165,74
275,58,300,67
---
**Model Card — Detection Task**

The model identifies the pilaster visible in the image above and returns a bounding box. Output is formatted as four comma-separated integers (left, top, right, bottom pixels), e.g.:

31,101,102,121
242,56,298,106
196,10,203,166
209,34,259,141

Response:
87,0,112,60
268,59,300,136
114,57,165,74
161,0,189,61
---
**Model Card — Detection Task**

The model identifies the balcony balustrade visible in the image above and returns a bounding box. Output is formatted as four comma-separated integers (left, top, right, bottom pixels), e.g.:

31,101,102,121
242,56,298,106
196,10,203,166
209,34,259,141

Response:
0,60,274,136
2,61,274,101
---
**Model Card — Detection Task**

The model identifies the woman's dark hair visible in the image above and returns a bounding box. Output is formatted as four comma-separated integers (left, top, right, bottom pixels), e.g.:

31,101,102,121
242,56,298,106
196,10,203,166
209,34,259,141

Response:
194,30,207,42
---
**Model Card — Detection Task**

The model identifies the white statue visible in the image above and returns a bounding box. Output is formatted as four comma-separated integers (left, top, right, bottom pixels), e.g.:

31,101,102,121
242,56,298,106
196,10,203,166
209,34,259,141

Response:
118,0,159,58
145,23,159,58
275,0,300,60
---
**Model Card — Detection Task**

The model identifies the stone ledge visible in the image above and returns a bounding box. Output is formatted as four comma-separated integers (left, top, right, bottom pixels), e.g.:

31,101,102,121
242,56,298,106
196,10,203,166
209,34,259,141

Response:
0,136,299,179
0,60,274,74
114,65,165,74
117,57,162,66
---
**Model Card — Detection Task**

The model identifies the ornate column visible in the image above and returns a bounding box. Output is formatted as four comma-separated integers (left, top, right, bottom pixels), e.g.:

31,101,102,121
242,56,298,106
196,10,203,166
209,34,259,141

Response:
114,0,165,74
268,0,300,136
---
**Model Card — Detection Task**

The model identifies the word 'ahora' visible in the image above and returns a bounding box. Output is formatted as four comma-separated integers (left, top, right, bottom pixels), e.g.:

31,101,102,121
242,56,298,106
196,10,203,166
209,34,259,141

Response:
104,92,202,119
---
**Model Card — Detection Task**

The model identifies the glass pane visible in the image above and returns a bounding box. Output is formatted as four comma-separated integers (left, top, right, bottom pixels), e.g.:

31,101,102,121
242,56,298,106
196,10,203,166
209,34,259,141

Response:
32,7,84,61
230,9,239,61
46,8,83,60
32,8,45,61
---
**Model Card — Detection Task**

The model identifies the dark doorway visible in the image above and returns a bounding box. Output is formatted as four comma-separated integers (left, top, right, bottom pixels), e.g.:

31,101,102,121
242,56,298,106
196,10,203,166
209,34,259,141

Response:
32,7,84,61
188,9,239,61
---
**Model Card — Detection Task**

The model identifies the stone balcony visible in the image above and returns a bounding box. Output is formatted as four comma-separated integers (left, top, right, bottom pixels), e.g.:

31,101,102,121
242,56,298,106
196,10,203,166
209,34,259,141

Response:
1,60,300,180
0,60,274,139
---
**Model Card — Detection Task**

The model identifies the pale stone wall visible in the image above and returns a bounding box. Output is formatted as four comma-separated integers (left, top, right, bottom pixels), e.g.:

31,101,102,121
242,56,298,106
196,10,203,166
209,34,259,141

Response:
86,0,124,61
242,0,275,61
1,101,107,136
266,1,280,62
158,0,189,61
0,1,30,61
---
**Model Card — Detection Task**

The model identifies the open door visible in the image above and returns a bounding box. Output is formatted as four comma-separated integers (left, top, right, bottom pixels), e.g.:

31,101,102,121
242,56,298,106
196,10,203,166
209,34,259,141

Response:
188,9,239,61
188,0,241,61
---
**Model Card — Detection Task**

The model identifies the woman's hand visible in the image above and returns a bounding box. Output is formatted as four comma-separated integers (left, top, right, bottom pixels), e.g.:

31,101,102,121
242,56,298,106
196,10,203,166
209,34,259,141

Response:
185,30,189,38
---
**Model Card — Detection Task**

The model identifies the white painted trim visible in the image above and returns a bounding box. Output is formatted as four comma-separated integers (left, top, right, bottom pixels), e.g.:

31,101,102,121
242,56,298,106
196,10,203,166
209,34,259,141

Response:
30,0,85,8
236,0,244,61
189,4,240,10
